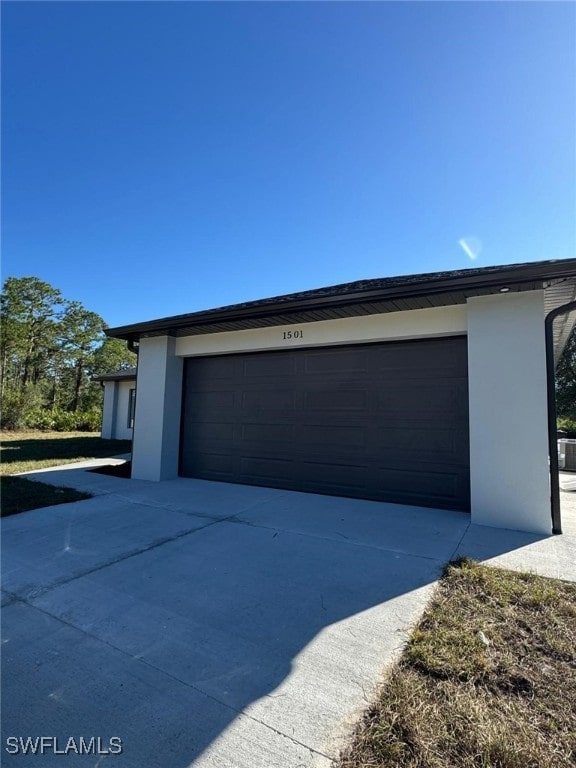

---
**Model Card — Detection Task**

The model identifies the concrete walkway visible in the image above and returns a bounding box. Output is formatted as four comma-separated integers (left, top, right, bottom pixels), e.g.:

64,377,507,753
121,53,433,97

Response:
2,463,576,767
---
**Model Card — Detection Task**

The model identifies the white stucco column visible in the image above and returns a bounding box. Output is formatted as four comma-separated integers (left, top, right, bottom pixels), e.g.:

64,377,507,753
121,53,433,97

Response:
131,336,183,481
467,291,550,535
101,381,117,439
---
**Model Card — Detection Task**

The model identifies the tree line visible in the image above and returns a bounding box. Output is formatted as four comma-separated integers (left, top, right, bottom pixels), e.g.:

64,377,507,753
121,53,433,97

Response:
1,277,136,431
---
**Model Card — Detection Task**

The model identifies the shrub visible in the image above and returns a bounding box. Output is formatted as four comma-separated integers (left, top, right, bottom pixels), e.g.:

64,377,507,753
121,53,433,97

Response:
558,416,576,438
0,389,26,429
73,408,102,432
1,383,52,430
23,408,57,430
21,406,102,432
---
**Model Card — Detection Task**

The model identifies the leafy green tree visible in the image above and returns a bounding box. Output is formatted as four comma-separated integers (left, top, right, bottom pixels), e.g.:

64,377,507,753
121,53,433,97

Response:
58,301,106,411
91,337,136,378
0,276,63,391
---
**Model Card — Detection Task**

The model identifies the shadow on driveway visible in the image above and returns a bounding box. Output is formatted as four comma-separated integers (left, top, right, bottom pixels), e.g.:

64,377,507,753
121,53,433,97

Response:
2,473,567,768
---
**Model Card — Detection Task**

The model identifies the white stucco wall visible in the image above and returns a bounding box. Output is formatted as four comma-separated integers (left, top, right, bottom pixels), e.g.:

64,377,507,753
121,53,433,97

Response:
101,382,117,439
114,381,135,441
100,379,135,440
175,305,468,357
131,336,183,481
467,291,550,534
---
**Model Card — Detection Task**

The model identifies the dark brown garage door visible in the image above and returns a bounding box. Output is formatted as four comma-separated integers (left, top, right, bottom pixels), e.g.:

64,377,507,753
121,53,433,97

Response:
180,337,470,511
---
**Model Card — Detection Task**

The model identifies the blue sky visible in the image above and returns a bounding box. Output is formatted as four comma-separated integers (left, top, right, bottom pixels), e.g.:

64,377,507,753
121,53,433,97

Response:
2,1,575,328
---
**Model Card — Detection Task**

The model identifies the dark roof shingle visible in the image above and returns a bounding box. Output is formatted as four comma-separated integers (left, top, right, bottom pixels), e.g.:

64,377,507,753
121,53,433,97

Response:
94,367,137,382
106,259,576,342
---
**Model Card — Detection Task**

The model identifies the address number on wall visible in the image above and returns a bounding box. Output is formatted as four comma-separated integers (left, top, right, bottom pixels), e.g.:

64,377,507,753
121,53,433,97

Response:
282,330,304,340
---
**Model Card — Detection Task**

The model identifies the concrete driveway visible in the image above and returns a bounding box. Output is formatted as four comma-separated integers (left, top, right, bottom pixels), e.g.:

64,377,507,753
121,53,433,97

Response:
2,467,576,767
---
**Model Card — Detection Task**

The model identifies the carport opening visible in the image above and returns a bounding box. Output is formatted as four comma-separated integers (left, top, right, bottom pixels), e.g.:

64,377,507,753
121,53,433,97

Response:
546,302,576,534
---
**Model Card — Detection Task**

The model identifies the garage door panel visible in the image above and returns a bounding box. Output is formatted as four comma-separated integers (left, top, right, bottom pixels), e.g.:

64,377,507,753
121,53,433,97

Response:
304,389,369,411
190,422,236,442
243,354,296,377
241,390,297,411
180,337,470,511
374,467,460,501
239,456,297,482
375,382,465,415
188,452,235,476
237,437,367,463
304,348,369,373
375,346,467,378
374,426,457,455
377,444,470,470
298,424,367,448
188,390,236,412
240,423,296,443
297,460,368,487
196,356,237,380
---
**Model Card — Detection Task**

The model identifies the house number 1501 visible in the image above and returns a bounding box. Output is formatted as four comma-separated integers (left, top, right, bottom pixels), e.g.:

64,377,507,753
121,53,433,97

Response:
283,330,303,340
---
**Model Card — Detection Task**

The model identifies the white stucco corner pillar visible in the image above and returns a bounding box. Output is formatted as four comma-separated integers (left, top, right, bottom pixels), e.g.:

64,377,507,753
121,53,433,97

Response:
131,335,183,482
467,291,551,535
101,381,117,439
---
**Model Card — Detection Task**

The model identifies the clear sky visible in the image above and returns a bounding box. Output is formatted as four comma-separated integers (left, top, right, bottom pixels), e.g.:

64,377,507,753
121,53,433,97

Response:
2,1,575,328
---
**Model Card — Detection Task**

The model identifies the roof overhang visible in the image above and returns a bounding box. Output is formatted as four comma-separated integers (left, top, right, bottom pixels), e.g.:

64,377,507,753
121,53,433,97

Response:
94,368,137,383
106,259,576,357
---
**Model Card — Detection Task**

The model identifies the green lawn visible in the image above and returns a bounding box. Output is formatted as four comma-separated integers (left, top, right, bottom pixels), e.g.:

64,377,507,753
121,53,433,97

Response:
1,430,131,475
1,431,132,516
339,559,576,768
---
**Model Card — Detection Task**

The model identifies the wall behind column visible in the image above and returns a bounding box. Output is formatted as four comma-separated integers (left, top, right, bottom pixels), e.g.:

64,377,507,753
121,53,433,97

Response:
114,380,134,441
100,381,117,439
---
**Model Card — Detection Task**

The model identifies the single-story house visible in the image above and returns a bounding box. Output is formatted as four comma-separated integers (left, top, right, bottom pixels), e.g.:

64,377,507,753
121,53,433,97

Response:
95,367,137,440
106,259,576,536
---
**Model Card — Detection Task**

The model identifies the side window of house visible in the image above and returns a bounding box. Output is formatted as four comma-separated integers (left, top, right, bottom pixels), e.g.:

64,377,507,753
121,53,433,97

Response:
128,388,136,429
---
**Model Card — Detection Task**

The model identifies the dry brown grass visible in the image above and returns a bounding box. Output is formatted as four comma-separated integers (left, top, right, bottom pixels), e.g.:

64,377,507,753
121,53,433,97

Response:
338,559,576,768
